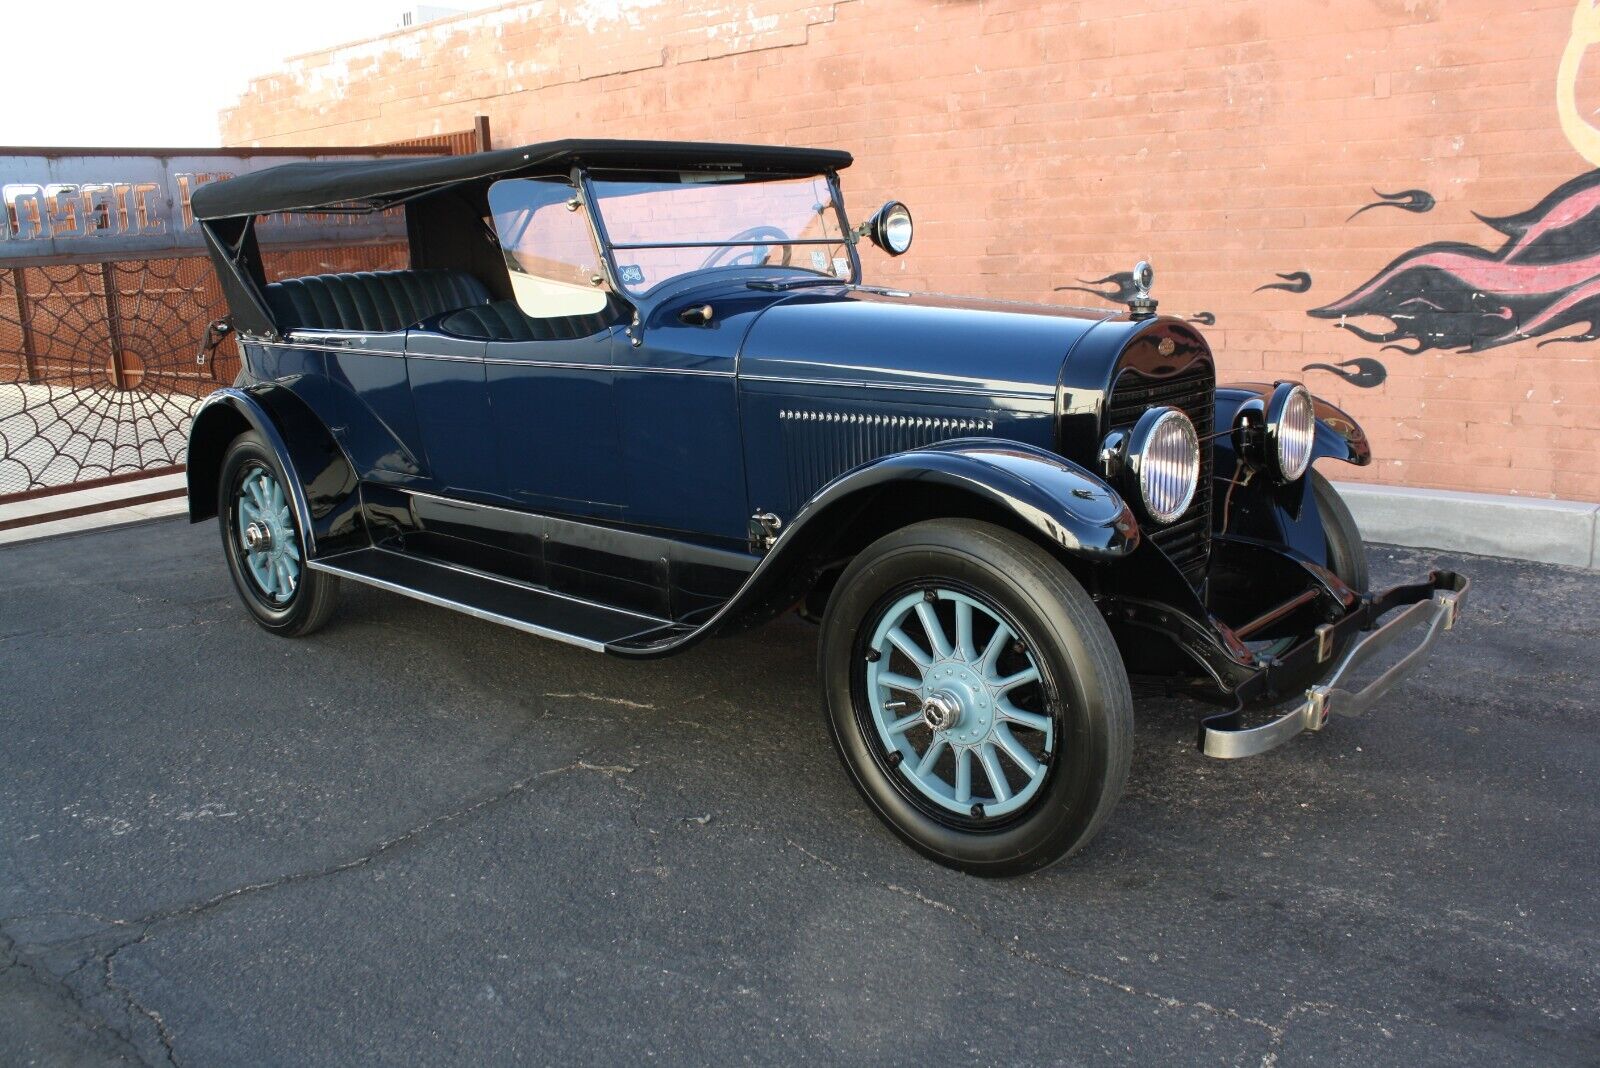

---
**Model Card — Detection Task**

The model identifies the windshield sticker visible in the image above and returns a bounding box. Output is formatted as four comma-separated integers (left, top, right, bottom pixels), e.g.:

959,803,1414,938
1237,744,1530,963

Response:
810,250,828,271
833,257,850,278
618,264,645,286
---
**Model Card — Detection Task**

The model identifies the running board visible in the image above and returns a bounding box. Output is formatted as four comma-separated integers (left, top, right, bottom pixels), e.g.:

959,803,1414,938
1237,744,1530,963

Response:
308,548,686,652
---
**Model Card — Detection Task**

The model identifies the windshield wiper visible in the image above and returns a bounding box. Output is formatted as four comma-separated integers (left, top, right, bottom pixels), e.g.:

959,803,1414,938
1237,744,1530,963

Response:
746,277,850,291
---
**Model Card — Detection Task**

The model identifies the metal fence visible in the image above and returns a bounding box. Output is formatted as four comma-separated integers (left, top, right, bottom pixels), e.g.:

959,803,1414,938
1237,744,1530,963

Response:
0,122,488,510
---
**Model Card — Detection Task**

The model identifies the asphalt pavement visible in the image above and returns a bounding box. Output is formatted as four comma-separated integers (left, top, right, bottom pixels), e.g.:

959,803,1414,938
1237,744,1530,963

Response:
1,516,1596,1066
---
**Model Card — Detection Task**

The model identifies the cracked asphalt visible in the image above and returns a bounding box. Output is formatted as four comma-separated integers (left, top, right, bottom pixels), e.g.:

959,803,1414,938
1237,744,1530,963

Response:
2,516,1596,1066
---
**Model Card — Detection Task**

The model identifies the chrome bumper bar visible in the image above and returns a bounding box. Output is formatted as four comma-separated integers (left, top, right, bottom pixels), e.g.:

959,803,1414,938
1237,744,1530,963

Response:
1201,571,1469,759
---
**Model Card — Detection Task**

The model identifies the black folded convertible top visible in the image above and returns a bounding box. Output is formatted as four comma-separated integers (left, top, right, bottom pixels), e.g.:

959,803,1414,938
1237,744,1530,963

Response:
190,138,854,220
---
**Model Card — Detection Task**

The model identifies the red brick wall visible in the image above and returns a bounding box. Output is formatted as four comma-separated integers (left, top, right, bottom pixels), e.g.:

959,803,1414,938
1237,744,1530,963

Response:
222,0,1600,502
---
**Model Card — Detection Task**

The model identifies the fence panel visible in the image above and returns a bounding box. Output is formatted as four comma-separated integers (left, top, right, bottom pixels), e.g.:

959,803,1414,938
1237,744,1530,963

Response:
0,126,484,506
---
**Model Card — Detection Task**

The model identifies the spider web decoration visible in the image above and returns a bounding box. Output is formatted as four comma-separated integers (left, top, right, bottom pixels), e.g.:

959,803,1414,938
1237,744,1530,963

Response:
0,243,407,499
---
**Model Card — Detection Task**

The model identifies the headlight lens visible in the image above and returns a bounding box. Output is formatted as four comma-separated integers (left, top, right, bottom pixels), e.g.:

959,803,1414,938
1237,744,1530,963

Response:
882,205,913,253
1273,384,1316,482
1130,407,1200,523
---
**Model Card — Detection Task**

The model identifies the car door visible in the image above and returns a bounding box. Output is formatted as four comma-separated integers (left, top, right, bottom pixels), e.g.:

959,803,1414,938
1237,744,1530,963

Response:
480,176,625,519
613,294,752,547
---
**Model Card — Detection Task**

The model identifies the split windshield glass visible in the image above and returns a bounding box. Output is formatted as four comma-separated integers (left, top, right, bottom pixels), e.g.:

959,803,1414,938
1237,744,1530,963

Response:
587,170,851,295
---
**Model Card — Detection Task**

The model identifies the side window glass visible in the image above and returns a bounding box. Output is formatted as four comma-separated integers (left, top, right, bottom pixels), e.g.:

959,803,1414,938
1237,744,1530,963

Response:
486,178,609,318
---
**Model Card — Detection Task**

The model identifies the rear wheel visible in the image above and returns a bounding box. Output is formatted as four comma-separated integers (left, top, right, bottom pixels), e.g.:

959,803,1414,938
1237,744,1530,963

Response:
218,432,339,637
819,520,1132,877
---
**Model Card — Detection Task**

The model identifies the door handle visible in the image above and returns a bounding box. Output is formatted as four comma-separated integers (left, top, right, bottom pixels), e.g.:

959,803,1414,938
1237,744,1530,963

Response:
678,304,714,326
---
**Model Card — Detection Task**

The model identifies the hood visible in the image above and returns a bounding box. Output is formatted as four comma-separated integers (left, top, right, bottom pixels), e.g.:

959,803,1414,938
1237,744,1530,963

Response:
736,287,1121,401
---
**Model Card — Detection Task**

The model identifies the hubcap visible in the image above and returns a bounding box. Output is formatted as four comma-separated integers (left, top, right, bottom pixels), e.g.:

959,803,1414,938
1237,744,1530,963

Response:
243,521,272,551
865,588,1056,819
921,691,962,732
235,465,300,605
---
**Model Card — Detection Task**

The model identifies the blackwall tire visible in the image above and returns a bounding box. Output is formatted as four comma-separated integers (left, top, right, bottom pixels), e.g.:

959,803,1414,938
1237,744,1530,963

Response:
819,519,1133,877
218,431,339,637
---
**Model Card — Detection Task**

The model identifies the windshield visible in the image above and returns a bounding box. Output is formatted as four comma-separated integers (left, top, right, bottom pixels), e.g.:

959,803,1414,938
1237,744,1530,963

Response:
588,171,851,295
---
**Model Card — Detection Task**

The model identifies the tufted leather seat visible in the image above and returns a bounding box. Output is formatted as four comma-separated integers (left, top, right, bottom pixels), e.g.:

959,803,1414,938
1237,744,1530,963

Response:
438,299,623,342
265,269,492,334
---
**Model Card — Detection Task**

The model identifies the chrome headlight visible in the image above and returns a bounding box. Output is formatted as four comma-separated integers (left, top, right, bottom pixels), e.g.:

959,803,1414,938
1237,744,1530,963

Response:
863,201,914,256
1126,407,1200,523
1267,383,1316,483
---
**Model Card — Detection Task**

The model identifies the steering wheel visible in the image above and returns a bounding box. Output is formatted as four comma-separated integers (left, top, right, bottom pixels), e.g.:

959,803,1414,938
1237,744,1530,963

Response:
701,226,792,269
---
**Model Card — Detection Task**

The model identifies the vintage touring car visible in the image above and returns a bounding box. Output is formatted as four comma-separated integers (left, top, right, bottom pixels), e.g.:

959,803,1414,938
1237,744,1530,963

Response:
186,140,1467,874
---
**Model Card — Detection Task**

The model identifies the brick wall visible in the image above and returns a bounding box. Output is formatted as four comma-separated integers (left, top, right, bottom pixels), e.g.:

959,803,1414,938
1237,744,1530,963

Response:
222,0,1600,502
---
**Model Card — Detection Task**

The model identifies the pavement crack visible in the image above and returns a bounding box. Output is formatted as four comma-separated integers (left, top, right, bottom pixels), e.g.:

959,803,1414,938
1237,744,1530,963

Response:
103,936,178,1068
132,758,636,929
542,691,656,710
783,838,843,871
778,837,1287,1043
0,924,151,1067
5,759,641,1067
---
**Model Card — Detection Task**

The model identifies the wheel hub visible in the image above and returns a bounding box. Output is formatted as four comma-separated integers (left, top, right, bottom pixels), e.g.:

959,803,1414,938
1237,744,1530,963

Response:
243,521,272,551
920,690,962,732
921,663,997,746
235,465,300,604
864,587,1056,820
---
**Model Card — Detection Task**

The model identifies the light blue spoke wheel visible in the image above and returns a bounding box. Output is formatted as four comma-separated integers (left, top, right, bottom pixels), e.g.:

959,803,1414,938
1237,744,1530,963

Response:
821,519,1132,876
865,586,1055,821
217,431,339,638
234,462,300,605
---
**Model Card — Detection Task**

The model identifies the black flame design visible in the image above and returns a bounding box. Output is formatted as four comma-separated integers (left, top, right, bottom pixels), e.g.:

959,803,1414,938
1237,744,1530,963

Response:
1347,188,1436,222
1312,169,1600,353
1055,272,1139,303
1255,271,1313,294
1301,357,1387,389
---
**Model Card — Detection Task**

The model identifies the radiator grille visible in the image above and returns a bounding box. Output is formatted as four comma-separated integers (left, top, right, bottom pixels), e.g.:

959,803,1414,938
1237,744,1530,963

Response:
1105,362,1215,586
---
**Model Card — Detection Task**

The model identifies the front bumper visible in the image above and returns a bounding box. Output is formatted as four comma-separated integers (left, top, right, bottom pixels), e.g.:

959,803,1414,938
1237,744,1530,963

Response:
1199,570,1469,758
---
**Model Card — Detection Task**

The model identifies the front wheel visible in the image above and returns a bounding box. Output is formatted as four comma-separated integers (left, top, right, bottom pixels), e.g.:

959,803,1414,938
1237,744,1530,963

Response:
218,432,339,637
819,520,1133,877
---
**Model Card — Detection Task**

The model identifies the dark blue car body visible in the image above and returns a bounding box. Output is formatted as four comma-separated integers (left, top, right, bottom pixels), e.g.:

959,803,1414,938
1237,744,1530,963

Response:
185,139,1459,762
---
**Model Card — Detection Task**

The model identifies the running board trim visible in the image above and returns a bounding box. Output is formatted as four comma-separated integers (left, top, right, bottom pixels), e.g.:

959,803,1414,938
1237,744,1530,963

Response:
308,549,681,652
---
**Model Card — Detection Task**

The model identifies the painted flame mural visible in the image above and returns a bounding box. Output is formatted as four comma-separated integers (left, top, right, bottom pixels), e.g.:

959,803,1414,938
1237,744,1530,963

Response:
1310,169,1600,353
1313,0,1600,356
1056,1,1600,387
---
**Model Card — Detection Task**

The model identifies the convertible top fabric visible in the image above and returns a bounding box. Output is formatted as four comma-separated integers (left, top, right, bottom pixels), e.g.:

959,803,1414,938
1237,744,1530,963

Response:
190,139,854,220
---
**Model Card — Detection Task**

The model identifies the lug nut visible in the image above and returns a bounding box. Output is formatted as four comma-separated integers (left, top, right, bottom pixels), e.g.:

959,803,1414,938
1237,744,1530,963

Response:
924,589,939,602
970,803,985,819
865,649,881,662
886,750,903,768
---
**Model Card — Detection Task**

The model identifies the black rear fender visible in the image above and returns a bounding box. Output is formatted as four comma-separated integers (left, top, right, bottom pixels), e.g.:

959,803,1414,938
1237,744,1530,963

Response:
185,386,363,558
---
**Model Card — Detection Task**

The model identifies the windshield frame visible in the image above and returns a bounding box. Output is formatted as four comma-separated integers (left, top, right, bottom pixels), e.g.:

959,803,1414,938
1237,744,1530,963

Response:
575,165,860,302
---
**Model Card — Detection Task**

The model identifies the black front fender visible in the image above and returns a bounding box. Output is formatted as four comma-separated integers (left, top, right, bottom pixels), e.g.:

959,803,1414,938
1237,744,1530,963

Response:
611,439,1137,658
796,438,1140,560
185,385,362,558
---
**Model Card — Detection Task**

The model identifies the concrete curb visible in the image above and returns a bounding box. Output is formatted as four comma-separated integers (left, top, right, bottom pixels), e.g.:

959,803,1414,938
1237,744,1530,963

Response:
0,474,188,546
1333,482,1599,570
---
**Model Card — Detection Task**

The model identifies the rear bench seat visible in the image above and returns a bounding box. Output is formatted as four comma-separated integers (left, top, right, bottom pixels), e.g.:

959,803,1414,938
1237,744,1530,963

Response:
438,298,623,342
264,269,491,334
